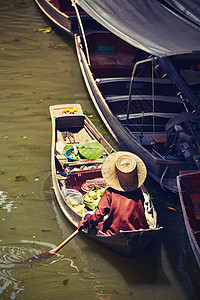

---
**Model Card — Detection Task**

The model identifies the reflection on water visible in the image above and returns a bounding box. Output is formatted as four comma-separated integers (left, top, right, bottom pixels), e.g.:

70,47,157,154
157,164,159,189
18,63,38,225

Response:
0,246,25,298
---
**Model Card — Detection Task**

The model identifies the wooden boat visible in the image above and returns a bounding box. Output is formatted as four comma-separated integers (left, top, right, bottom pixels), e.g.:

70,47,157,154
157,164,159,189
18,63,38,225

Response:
50,104,162,257
35,0,104,36
75,29,200,193
36,0,200,194
177,171,200,267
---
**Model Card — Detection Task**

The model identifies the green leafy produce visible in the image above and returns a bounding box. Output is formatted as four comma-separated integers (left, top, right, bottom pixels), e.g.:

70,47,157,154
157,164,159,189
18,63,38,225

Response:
62,144,72,154
78,141,103,160
88,190,97,200
83,187,105,210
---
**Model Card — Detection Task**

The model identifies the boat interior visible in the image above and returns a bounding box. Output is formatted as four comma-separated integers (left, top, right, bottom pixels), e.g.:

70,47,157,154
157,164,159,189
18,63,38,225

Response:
179,172,200,243
82,32,200,162
53,108,157,228
55,115,103,174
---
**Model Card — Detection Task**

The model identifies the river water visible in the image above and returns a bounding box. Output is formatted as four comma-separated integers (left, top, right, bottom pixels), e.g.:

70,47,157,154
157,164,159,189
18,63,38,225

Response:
0,1,200,299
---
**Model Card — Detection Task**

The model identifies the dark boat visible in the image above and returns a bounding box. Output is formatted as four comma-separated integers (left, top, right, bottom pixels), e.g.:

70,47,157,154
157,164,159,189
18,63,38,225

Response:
35,0,200,193
35,0,104,36
74,0,200,193
177,171,200,268
75,30,200,193
49,104,162,257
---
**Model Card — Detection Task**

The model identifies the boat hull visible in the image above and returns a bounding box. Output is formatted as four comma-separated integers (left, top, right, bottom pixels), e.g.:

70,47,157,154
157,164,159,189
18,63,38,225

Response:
75,33,198,193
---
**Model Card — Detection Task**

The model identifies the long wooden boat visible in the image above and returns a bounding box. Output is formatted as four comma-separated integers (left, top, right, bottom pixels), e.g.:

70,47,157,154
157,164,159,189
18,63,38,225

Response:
177,171,200,268
75,29,200,193
35,0,200,195
50,104,162,257
35,0,104,36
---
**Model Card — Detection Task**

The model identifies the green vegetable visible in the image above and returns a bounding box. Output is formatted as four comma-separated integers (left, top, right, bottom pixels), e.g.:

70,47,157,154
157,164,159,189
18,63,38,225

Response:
88,190,97,200
83,187,105,210
78,141,103,160
62,144,72,155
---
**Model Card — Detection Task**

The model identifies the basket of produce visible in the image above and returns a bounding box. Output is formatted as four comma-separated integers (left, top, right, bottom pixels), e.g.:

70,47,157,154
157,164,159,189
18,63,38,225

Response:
65,146,81,161
83,187,105,211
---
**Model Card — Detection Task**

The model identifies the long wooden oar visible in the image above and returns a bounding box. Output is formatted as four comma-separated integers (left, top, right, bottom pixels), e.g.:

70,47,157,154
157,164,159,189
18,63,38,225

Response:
18,229,79,264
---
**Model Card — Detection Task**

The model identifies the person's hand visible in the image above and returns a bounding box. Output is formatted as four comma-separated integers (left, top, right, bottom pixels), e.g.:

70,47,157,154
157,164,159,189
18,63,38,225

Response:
78,218,89,231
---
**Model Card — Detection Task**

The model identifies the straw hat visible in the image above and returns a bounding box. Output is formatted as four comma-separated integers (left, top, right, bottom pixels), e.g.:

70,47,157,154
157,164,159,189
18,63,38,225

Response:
101,151,147,192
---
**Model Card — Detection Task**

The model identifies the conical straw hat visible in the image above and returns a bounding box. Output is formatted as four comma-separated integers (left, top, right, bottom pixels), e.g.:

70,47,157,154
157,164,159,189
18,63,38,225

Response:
102,151,147,192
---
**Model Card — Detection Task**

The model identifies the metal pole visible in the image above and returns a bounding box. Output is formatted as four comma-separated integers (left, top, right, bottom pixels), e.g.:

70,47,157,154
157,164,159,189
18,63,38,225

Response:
126,57,156,123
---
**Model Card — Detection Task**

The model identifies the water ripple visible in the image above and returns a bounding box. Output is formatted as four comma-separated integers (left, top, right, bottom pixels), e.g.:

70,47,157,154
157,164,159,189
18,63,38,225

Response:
0,191,15,213
0,245,26,298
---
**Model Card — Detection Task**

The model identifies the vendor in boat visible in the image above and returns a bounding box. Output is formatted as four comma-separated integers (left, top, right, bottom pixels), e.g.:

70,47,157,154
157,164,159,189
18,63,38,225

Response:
78,151,148,235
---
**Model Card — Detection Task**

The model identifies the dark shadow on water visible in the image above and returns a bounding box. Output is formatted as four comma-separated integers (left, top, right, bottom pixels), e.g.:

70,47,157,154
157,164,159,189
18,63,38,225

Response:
86,236,166,285
146,177,200,300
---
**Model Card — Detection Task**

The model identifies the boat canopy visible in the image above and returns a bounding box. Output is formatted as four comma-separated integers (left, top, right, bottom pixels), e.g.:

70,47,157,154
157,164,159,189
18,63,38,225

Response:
161,0,200,26
75,0,200,57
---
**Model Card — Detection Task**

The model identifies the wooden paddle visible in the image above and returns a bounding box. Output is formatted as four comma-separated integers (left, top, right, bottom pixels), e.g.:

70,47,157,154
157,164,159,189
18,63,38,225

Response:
19,229,79,264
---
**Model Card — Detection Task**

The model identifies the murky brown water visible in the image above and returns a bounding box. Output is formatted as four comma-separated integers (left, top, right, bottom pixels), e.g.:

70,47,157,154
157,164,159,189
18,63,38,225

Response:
0,1,200,299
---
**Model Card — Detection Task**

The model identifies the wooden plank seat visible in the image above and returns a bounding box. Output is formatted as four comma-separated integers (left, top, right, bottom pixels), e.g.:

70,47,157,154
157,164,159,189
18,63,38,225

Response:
106,94,181,104
96,76,172,85
116,112,178,121
96,77,175,97
152,134,167,153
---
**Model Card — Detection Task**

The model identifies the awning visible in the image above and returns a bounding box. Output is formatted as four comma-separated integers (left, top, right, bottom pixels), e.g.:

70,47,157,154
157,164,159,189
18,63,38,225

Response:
75,0,200,57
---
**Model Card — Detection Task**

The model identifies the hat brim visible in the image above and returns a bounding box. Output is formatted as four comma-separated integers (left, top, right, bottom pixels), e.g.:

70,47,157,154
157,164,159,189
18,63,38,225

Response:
101,151,147,192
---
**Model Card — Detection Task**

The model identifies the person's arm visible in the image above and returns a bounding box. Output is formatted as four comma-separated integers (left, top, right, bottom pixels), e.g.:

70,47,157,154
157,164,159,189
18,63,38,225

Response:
90,189,111,225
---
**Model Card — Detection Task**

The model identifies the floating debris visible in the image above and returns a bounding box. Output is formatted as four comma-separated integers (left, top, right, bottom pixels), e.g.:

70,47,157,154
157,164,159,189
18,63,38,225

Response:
34,27,54,34
49,43,67,50
63,279,69,286
14,175,28,181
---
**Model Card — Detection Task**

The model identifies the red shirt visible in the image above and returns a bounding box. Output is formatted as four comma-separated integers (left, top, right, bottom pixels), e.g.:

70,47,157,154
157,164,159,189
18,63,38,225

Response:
87,187,148,235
